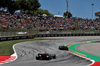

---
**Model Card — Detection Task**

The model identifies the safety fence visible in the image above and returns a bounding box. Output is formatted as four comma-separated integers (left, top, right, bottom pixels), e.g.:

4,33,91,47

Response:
35,33,100,37
0,31,100,41
0,30,100,37
0,35,35,41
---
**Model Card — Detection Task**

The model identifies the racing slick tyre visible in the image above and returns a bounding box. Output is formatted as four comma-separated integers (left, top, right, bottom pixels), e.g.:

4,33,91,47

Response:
36,57,40,60
46,56,52,60
53,54,56,59
59,46,62,50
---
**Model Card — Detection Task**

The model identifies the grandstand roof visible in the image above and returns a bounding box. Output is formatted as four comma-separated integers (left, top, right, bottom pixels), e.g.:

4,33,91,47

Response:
54,15,63,18
95,11,100,17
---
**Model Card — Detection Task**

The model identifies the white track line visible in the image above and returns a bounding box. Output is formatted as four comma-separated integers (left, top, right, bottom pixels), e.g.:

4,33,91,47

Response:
11,44,18,61
0,44,18,65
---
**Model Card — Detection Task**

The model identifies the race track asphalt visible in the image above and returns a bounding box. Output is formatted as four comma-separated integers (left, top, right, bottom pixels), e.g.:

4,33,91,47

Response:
76,43,100,57
1,36,100,66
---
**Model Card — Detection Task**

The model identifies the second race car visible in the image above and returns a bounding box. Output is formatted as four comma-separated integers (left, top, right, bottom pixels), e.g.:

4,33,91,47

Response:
59,45,69,50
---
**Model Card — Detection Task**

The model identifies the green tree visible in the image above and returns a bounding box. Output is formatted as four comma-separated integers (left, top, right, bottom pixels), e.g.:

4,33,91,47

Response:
16,0,29,13
35,9,53,16
17,0,41,13
8,1,19,14
27,0,41,10
0,0,11,10
0,0,3,8
0,0,41,14
64,11,72,18
0,0,19,14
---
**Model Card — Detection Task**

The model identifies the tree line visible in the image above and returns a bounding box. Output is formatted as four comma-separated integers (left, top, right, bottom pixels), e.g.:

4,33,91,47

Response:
0,0,72,17
0,0,41,14
0,0,53,16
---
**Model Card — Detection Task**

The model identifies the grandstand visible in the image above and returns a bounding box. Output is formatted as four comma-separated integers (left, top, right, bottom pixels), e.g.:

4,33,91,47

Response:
0,13,100,37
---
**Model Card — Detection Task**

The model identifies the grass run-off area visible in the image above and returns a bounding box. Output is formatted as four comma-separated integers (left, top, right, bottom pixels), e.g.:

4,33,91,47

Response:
0,38,60,56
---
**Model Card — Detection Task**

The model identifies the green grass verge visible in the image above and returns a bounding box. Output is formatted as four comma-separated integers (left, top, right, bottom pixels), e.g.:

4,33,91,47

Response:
0,38,60,56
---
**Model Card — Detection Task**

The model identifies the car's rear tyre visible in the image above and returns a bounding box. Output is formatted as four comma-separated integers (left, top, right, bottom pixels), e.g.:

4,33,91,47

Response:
59,46,62,50
53,55,56,59
66,47,69,51
36,57,40,60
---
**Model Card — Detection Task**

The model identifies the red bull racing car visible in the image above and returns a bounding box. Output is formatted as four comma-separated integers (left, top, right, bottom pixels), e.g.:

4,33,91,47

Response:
36,52,56,60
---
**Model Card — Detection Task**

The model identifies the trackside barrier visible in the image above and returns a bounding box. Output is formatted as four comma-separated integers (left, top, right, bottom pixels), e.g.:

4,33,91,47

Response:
34,33,100,37
0,34,35,41
0,33,100,41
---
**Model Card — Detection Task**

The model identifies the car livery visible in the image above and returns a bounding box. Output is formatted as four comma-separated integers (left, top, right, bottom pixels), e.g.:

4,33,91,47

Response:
36,52,56,60
59,45,69,50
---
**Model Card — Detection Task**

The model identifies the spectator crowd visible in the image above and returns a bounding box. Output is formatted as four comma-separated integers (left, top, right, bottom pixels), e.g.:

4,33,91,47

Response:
0,13,100,32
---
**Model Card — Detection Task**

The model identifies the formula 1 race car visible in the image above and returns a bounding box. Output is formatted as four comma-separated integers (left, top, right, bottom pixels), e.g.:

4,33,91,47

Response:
36,52,56,60
59,45,69,50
